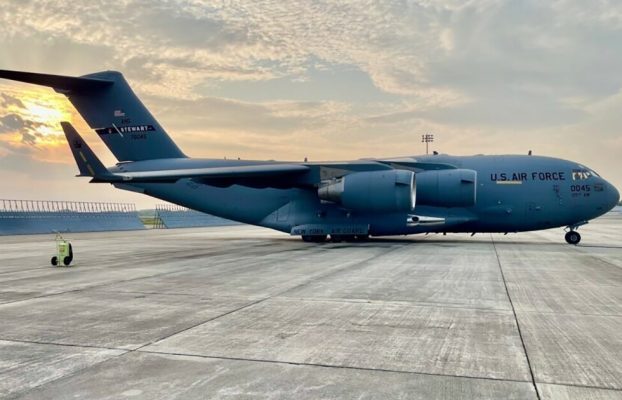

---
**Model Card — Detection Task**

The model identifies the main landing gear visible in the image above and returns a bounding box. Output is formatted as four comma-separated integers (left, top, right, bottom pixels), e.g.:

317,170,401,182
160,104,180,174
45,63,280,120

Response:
301,234,370,243
301,234,328,243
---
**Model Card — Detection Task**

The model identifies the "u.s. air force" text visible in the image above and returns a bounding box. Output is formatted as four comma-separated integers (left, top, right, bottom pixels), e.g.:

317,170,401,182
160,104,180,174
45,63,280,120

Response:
490,171,566,181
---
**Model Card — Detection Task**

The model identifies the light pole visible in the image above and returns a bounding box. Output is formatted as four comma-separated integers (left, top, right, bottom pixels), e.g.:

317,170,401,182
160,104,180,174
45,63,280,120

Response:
421,134,434,155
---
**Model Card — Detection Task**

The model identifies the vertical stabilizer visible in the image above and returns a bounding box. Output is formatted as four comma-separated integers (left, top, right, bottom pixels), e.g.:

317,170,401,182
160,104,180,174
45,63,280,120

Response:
0,69,186,162
67,71,186,161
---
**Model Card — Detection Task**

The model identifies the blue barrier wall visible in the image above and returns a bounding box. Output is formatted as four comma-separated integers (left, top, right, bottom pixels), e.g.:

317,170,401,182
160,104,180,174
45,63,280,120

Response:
155,204,238,229
0,199,145,235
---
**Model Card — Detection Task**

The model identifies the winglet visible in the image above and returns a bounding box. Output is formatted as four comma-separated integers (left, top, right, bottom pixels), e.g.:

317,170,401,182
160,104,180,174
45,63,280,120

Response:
61,122,118,182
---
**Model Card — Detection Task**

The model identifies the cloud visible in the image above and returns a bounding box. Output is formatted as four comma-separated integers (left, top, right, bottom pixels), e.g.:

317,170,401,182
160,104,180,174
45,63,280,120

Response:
145,94,349,133
0,114,28,134
1,0,622,196
1,93,24,108
3,2,620,106
0,113,43,145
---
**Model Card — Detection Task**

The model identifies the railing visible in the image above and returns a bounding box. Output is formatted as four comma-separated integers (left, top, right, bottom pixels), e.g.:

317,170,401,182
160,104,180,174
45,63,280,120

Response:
0,199,144,235
0,199,136,213
154,204,237,229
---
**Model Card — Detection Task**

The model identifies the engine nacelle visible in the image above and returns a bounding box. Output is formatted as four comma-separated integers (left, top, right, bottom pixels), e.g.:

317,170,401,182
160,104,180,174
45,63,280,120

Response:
415,169,477,207
318,170,415,212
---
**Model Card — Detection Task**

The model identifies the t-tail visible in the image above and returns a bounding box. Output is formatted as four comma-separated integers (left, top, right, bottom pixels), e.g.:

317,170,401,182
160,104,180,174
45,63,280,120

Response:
0,69,186,162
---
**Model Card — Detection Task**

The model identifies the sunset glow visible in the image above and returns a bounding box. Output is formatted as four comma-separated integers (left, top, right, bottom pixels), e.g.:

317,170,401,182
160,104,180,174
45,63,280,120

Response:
0,0,621,209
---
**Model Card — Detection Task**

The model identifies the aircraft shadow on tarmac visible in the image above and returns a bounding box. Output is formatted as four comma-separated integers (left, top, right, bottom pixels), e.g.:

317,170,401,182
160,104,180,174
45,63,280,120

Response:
270,237,620,248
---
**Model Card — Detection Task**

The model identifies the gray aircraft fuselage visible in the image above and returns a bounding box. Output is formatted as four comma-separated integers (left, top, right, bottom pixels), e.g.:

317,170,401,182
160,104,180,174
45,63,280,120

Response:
110,153,619,237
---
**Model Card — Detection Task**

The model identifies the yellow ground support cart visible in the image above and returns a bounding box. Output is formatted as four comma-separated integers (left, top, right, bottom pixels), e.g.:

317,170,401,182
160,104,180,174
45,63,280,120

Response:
51,232,73,266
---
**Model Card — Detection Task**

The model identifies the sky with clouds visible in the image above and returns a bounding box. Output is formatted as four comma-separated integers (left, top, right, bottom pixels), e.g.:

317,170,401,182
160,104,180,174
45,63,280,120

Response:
1,0,621,209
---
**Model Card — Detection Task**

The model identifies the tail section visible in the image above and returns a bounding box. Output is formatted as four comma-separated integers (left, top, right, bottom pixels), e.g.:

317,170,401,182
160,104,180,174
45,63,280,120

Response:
61,122,118,182
0,69,186,162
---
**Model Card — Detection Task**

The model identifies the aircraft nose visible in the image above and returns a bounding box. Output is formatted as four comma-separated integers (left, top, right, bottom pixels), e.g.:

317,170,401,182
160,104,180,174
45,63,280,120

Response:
608,182,620,209
602,179,620,211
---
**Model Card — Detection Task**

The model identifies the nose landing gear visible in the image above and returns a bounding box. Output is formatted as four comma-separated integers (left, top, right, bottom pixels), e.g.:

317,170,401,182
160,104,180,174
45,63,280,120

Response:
564,230,581,245
564,221,587,245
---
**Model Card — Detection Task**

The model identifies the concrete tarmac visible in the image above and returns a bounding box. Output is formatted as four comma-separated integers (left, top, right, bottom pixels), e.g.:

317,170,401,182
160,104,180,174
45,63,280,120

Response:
1,215,621,399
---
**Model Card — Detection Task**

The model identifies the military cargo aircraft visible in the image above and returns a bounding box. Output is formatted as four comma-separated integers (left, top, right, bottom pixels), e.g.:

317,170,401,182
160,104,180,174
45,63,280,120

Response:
0,69,618,244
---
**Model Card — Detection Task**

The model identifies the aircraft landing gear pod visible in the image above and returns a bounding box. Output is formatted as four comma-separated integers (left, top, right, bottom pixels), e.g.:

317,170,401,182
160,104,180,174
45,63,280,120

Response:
51,233,73,266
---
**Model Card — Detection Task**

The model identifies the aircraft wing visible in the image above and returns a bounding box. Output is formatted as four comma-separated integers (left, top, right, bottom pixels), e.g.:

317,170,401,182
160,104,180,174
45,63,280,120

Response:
62,121,451,188
115,164,311,183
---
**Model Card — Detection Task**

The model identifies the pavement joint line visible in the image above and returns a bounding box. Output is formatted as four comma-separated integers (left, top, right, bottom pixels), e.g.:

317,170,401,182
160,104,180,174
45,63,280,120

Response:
0,266,52,276
0,263,214,307
515,309,622,318
132,297,270,351
2,223,620,397
491,234,542,400
4,326,620,394
136,348,535,387
578,245,622,250
0,337,129,352
0,346,132,400
535,380,622,392
274,295,514,313
132,245,405,353
0,288,101,306
88,288,262,302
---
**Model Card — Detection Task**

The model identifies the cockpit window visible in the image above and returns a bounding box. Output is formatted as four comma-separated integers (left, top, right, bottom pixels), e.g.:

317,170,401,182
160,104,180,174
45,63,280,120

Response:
572,169,592,180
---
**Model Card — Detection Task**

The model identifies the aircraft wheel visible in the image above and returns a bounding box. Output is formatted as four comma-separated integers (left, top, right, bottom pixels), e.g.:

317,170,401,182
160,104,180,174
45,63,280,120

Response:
355,234,370,241
51,256,58,266
331,234,356,242
302,235,327,243
565,231,581,245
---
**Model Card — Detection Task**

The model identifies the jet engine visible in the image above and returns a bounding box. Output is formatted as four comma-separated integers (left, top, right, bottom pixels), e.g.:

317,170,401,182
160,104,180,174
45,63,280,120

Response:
318,170,415,212
415,169,477,207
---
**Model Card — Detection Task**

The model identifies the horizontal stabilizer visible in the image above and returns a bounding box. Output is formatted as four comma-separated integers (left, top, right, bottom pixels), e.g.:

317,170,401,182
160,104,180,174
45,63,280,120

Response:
0,70,113,93
61,122,117,182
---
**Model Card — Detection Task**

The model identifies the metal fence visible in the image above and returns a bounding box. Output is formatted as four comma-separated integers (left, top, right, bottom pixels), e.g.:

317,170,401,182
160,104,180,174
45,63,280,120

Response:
154,204,238,229
0,199,145,235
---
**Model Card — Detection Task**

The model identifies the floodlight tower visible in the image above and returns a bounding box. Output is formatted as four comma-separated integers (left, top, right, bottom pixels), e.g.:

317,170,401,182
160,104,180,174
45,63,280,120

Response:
421,134,434,155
